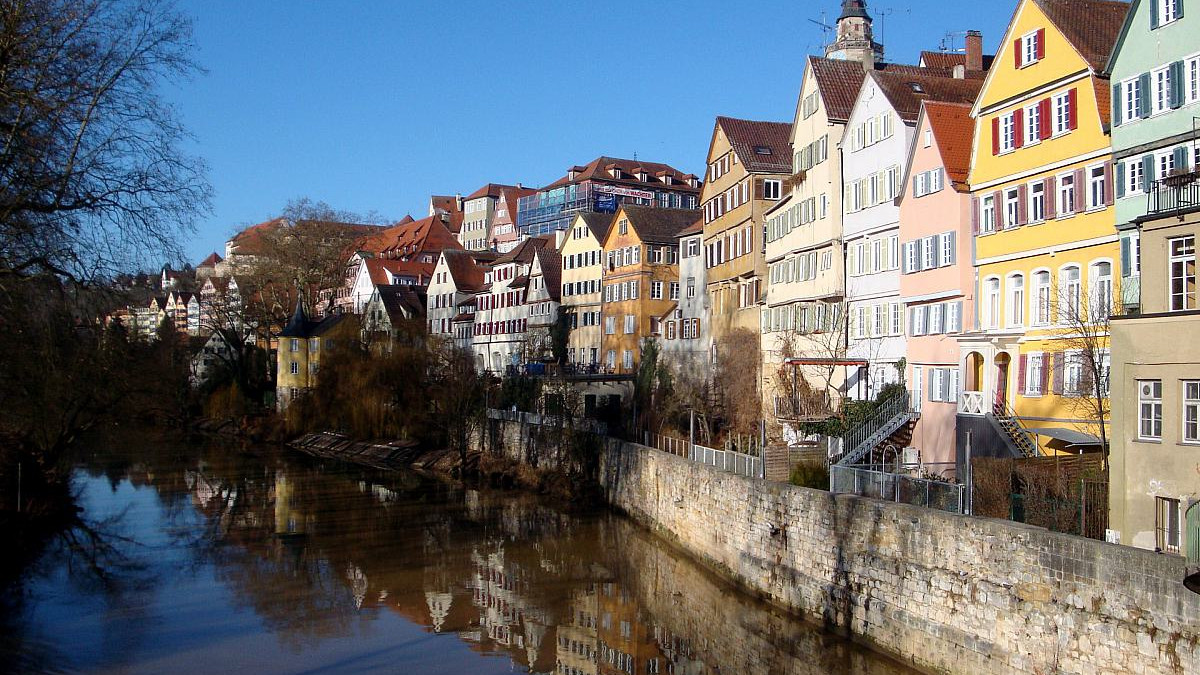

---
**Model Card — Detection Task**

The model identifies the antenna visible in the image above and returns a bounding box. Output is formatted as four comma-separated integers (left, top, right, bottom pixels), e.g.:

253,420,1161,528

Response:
875,6,911,49
808,13,832,47
939,30,968,54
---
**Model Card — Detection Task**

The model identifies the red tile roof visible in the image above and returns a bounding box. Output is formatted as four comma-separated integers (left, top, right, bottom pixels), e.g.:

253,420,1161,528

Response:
442,249,488,292
465,183,528,200
921,101,976,192
492,235,551,266
918,51,996,72
808,57,869,123
197,252,223,268
621,206,702,245
871,70,985,124
358,214,463,258
533,248,562,302
364,258,435,286
715,117,793,174
1035,0,1130,73
542,156,700,193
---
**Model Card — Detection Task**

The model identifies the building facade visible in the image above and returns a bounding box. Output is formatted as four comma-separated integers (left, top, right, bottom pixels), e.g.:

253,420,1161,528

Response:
559,213,612,368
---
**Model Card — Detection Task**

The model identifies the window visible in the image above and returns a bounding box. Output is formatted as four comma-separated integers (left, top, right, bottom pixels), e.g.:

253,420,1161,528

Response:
922,237,936,269
1058,173,1076,215
686,277,696,298
290,338,299,352
604,316,616,335
290,361,299,375
1185,381,1200,443
1087,165,1107,210
1008,274,1025,327
1126,158,1146,196
984,277,1001,329
1063,351,1085,396
912,365,924,412
999,113,1016,152
1122,77,1141,124
624,315,635,334
651,281,663,300
762,179,782,200
1153,65,1174,115
1019,30,1042,68
618,219,629,235
1156,0,1182,27
1156,496,1181,555
1140,380,1163,440
622,350,634,370
1004,188,1020,228
606,350,616,369
669,281,679,300
1170,236,1196,311
981,195,996,233
1024,103,1041,144
1053,90,1074,135
1030,181,1045,222
1090,261,1113,319
1026,353,1045,396
1033,270,1052,326
1060,266,1081,322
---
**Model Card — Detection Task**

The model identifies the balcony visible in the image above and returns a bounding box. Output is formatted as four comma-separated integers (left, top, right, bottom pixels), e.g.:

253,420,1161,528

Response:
958,391,986,416
1147,172,1200,218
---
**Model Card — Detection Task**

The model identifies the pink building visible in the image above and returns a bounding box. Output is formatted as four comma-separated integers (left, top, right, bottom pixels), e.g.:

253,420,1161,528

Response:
897,101,978,475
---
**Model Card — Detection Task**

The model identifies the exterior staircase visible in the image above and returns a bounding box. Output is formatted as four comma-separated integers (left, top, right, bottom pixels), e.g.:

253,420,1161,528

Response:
833,391,916,466
987,400,1041,458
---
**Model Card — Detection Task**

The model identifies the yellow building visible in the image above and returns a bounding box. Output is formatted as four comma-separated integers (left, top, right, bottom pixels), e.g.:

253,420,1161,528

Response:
559,212,613,368
957,0,1129,458
275,299,355,410
600,206,698,374
700,116,792,343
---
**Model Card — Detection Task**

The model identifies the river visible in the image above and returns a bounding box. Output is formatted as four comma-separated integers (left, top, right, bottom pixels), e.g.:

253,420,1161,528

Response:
0,433,920,674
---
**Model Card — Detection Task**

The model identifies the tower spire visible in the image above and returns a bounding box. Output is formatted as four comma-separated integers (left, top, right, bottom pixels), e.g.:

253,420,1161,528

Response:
825,0,884,69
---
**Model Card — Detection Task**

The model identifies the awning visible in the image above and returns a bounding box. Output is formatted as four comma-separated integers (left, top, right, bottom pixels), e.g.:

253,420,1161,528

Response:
1034,427,1103,447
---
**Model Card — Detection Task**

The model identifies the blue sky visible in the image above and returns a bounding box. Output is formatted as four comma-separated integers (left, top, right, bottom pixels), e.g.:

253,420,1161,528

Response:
170,1,1017,263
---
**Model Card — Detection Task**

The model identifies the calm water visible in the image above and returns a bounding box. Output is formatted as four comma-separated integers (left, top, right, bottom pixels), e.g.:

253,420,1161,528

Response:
0,434,919,675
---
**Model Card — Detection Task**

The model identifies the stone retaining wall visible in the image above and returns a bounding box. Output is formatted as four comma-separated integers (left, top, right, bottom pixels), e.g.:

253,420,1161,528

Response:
488,416,1200,674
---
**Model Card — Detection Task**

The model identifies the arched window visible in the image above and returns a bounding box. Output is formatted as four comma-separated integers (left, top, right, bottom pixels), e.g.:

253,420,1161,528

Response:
1059,266,1081,323
984,277,1001,329
1090,260,1113,320
1032,270,1052,326
1007,273,1025,327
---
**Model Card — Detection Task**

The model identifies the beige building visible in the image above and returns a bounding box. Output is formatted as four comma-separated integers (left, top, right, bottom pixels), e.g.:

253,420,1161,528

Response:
559,212,612,368
700,117,792,347
1109,185,1200,553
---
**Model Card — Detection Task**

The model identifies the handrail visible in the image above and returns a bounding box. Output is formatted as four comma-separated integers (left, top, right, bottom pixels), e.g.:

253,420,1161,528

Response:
992,398,1040,457
836,391,911,464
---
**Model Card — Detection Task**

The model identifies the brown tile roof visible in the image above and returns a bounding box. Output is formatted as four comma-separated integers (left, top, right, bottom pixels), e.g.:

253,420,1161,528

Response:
396,214,415,225
678,217,705,237
621,206,702,245
429,195,461,214
492,236,551,266
375,284,426,322
716,117,793,173
197,252,223,268
808,57,869,123
921,101,977,192
1092,74,1112,127
358,214,463,258
574,212,614,242
442,249,487,292
364,258,435,286
542,156,700,193
1035,0,1130,73
465,183,527,200
871,70,985,124
534,248,562,302
918,51,996,72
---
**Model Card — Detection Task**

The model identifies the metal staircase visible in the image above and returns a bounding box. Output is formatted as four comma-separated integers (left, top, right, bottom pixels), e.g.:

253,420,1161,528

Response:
833,391,915,466
987,400,1041,458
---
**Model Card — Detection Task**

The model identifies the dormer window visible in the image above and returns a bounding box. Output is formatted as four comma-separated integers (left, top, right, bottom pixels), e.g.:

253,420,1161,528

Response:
1015,29,1044,68
611,167,622,179
637,172,648,182
662,175,672,185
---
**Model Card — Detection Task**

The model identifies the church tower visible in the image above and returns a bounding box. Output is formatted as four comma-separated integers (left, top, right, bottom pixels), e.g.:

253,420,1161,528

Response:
824,0,884,69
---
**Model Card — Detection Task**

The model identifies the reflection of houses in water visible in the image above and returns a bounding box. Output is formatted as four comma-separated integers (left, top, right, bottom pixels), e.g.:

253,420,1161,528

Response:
273,471,313,535
595,582,667,675
467,543,557,673
557,586,600,675
346,563,368,610
425,591,453,633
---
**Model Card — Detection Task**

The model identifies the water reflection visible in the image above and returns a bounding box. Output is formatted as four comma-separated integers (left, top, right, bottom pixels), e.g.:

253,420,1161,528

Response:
1,434,917,675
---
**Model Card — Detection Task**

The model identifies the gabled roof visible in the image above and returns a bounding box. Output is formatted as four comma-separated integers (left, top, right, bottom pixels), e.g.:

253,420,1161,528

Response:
1036,0,1130,73
492,236,551,266
715,117,793,173
465,183,526,200
573,212,614,242
870,70,985,124
542,156,700,192
532,248,562,302
197,252,223,268
363,257,436,286
442,249,487,292
678,217,705,237
357,214,463,258
918,51,996,72
619,206,701,245
807,57,869,123
430,195,461,215
921,101,977,192
375,284,426,322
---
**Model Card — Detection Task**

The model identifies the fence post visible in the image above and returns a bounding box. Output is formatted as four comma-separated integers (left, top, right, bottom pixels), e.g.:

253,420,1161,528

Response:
689,408,695,461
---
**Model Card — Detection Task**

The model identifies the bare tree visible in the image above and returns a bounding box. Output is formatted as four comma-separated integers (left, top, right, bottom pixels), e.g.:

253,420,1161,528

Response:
0,0,210,282
1053,278,1113,468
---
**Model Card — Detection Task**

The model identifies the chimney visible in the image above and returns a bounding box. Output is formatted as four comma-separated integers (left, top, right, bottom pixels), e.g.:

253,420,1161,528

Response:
965,30,983,72
455,193,463,211
516,182,523,189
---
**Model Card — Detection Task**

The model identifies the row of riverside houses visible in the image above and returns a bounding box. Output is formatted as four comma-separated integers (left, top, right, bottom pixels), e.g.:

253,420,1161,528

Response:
172,0,1196,554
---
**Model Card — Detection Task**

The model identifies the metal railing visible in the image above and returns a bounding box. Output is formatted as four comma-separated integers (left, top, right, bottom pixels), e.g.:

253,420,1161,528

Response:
1147,172,1200,217
992,398,1041,457
835,391,912,466
831,464,965,514
649,432,763,480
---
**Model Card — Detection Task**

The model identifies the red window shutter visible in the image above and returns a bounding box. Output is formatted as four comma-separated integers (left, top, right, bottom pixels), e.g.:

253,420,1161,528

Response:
1036,29,1046,60
1074,168,1086,203
1017,183,1029,224
1014,39,1023,68
1018,354,1028,395
1039,99,1053,140
971,196,980,234
992,117,1001,155
1052,352,1065,394
1104,161,1115,205
1013,109,1025,149
1044,177,1057,219
1040,356,1050,393
1067,88,1078,130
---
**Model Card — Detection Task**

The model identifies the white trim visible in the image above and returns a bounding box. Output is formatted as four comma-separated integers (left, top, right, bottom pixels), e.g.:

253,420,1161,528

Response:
974,69,1092,117
975,233,1119,266
971,147,1111,191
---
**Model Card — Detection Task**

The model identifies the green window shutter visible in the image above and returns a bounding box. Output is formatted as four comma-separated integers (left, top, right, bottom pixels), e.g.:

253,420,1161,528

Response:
1138,73,1153,117
1116,160,1126,198
1176,0,1184,20
1151,0,1160,28
1142,154,1156,191
1170,61,1185,109
1121,237,1132,277
1174,146,1188,171
1112,83,1123,125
